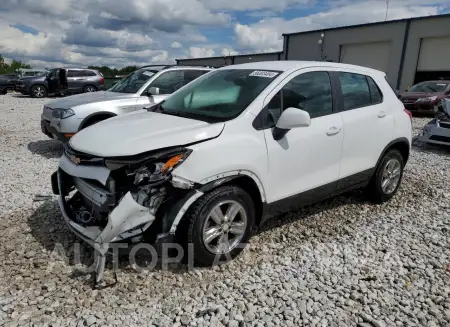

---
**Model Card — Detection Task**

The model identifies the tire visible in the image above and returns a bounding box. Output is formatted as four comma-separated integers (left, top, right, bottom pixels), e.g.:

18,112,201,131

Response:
83,85,97,93
31,85,47,98
367,149,404,203
182,185,255,266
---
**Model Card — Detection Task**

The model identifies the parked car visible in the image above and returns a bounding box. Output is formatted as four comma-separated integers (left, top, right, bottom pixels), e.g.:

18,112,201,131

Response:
0,73,20,93
51,61,412,283
40,65,211,142
400,80,450,114
418,98,450,146
16,68,104,98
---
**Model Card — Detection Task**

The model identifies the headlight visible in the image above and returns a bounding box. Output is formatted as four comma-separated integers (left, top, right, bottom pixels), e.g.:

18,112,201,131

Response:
416,96,437,102
52,108,75,119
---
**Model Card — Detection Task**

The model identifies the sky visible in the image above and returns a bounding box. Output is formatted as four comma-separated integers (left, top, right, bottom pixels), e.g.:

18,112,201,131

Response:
1,0,449,69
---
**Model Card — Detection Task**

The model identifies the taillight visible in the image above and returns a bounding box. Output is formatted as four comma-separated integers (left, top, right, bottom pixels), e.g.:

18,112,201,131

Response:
404,108,412,121
100,77,104,84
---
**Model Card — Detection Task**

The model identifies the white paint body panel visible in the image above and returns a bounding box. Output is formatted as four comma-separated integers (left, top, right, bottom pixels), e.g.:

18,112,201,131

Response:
69,110,225,157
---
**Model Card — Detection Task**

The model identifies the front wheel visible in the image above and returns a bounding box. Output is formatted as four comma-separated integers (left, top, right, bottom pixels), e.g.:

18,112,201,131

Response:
183,185,255,266
368,149,405,203
31,85,47,98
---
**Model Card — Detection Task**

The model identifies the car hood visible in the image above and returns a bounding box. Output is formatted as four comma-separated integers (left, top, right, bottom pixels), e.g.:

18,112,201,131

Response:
46,91,135,109
19,76,45,82
400,92,443,100
69,110,225,157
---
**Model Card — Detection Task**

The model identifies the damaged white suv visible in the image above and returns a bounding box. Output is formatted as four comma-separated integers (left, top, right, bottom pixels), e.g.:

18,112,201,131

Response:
52,61,412,282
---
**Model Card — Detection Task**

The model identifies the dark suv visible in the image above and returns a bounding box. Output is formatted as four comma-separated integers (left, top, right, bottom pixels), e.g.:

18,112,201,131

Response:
16,68,105,98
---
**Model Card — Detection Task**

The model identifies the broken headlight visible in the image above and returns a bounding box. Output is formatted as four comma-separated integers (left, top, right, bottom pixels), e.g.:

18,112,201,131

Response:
105,148,192,185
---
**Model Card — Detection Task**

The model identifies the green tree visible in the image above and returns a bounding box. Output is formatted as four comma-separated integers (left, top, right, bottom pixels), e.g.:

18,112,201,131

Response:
0,54,31,75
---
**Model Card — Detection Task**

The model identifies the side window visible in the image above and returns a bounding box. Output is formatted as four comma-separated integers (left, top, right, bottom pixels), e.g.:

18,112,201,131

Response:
184,70,208,85
73,71,85,77
339,72,372,110
150,71,185,94
67,70,76,78
367,77,383,104
267,71,333,124
82,70,96,77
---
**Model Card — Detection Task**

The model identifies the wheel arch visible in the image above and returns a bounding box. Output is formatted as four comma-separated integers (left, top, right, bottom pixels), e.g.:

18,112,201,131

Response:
375,137,410,170
78,111,117,130
166,171,267,236
83,84,97,91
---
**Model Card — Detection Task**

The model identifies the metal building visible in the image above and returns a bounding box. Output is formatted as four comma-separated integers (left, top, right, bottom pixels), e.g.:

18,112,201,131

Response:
283,14,450,90
176,52,283,67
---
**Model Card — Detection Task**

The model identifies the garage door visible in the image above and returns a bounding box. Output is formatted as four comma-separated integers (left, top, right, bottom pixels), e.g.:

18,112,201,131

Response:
417,36,450,71
339,41,391,72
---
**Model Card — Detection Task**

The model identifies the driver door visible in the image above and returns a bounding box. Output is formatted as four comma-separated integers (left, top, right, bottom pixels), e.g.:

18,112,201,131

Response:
262,69,344,209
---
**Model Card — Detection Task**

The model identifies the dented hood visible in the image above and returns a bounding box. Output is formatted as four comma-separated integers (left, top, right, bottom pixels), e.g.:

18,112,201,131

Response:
69,110,225,157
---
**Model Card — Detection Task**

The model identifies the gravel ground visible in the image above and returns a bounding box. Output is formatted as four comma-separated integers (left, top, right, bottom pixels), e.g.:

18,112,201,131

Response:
0,93,449,327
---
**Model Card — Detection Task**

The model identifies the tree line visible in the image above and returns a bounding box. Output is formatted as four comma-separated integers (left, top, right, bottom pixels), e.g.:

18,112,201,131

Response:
0,55,31,75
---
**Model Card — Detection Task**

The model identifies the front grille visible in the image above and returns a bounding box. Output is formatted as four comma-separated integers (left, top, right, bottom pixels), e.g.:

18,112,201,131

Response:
64,144,105,166
429,135,450,143
440,122,450,129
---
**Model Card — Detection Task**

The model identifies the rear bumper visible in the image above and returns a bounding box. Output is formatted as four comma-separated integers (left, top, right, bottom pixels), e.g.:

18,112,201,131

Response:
418,118,450,145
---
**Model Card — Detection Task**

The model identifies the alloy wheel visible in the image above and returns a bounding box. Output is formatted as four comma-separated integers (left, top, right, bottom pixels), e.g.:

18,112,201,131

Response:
202,200,248,255
34,86,44,97
381,158,402,194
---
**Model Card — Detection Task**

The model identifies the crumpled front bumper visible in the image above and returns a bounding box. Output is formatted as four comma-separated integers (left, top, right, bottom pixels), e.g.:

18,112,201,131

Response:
418,118,450,146
54,155,158,283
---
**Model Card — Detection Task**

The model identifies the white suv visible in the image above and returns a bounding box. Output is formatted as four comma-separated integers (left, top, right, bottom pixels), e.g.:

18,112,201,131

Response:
51,61,412,282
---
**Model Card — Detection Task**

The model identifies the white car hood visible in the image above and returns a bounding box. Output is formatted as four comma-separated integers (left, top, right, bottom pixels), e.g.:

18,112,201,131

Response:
46,91,134,109
69,110,225,157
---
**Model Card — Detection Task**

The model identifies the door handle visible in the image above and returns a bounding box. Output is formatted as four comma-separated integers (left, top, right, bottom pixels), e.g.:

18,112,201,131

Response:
327,126,342,136
378,111,387,118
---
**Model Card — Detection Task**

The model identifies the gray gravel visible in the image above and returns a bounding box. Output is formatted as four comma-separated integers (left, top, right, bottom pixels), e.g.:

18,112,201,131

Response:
0,93,449,327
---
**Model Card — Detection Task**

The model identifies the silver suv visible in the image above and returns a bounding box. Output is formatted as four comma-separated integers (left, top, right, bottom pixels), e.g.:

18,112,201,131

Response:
40,65,212,142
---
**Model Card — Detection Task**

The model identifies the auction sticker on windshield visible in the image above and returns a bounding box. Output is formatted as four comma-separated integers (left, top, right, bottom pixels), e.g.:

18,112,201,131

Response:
249,71,279,78
143,71,155,77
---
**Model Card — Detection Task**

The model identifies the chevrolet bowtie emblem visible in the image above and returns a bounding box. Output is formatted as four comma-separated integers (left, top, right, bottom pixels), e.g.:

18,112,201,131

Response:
69,155,80,165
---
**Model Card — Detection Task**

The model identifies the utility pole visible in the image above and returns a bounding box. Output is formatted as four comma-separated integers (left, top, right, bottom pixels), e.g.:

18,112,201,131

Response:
385,0,390,21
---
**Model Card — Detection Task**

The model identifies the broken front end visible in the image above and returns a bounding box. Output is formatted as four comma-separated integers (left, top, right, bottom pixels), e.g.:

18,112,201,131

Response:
52,144,198,283
418,98,450,146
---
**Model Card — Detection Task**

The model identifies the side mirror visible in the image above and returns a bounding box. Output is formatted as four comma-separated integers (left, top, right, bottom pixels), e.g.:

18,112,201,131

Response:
147,86,160,96
273,107,311,141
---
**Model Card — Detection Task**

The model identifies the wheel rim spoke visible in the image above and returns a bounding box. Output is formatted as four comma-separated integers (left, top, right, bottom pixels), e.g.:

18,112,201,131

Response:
217,233,229,253
204,227,221,244
225,203,241,222
229,222,246,235
381,158,402,194
210,207,224,224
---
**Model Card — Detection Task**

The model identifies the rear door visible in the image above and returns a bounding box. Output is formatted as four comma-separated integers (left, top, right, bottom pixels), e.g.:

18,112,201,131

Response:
66,70,80,93
333,70,394,187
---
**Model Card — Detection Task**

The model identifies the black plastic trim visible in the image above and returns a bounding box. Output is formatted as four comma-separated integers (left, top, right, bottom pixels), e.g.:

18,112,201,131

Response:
397,20,411,89
78,111,117,130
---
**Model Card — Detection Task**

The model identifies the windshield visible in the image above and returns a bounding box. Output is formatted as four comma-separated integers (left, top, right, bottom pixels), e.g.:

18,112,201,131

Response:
159,69,281,122
109,68,159,93
408,82,448,93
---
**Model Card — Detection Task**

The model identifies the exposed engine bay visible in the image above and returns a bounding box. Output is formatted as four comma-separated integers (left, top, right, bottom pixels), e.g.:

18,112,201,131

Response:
53,144,198,285
418,98,450,146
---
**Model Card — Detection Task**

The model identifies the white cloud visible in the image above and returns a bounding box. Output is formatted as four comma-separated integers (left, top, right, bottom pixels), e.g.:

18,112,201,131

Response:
203,0,313,11
171,41,182,49
189,47,216,58
221,48,239,56
234,0,447,52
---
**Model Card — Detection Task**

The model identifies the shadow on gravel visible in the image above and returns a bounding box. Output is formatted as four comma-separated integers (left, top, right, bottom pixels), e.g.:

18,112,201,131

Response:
27,200,187,287
256,190,371,235
28,140,64,159
412,140,450,157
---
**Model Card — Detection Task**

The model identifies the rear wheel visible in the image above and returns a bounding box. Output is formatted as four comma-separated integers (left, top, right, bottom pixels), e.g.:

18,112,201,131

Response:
31,85,47,98
83,85,97,93
368,149,404,203
183,185,255,266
